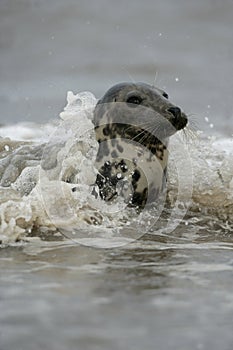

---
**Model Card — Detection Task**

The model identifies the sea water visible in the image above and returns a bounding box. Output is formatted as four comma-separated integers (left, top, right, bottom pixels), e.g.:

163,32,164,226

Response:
1,1,233,349
0,91,233,350
0,90,232,247
0,91,233,349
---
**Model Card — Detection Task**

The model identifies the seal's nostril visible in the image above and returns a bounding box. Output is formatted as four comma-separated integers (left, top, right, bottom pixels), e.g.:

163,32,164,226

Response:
168,107,181,119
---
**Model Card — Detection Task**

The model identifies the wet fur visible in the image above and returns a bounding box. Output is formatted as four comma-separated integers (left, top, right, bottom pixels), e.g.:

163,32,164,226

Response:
93,82,188,208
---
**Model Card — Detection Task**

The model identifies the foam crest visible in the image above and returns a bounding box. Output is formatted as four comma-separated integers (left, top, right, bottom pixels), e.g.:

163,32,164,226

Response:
0,91,232,246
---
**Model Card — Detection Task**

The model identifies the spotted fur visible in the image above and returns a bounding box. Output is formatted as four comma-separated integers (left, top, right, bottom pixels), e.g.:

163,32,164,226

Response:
93,82,188,208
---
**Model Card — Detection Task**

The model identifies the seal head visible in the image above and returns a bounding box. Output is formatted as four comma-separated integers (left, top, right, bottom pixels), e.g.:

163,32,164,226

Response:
93,82,188,207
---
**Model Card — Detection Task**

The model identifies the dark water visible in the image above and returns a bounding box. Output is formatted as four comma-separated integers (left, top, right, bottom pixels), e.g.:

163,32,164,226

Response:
1,1,233,350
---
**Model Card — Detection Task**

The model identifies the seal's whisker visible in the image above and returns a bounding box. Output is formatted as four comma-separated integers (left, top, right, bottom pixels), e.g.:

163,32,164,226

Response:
136,123,161,144
124,121,162,142
148,124,161,138
187,114,200,131
141,130,154,145
152,70,158,88
181,129,190,143
137,134,148,146
187,113,198,119
123,122,151,135
181,127,198,143
121,66,136,83
188,119,199,130
133,123,158,145
124,125,145,135
131,129,147,143
124,120,157,132
135,129,153,145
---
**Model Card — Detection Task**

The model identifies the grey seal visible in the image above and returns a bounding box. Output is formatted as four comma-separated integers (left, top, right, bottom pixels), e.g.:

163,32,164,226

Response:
93,82,188,207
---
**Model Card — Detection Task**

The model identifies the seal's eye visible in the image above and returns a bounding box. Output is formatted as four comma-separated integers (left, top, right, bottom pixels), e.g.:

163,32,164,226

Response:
162,92,169,99
126,95,143,106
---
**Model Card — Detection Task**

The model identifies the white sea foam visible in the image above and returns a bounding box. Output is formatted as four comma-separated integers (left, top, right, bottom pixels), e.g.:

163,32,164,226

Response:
0,91,232,246
0,122,56,142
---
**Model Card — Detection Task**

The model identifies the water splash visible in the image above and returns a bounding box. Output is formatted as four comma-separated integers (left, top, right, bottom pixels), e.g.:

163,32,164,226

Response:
0,91,233,246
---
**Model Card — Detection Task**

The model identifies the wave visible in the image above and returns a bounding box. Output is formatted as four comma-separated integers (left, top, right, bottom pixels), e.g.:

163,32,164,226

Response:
0,91,232,247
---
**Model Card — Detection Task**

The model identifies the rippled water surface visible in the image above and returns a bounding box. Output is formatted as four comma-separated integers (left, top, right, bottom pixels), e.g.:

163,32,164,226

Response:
1,1,233,349
1,235,233,350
